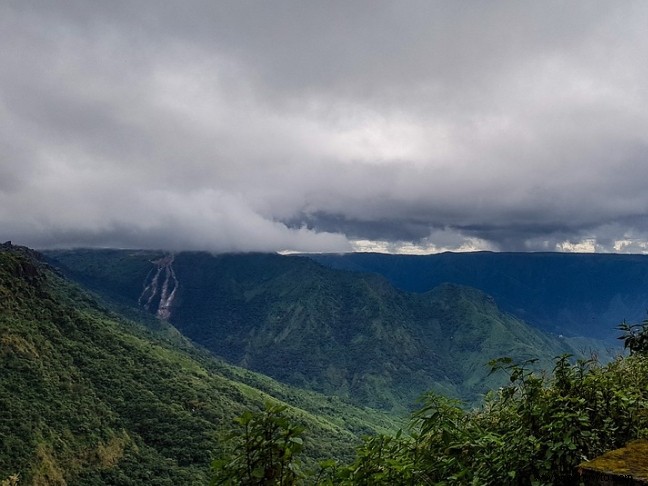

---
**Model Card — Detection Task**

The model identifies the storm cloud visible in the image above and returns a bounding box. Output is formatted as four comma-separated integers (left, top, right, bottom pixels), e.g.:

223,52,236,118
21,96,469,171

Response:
2,1,648,253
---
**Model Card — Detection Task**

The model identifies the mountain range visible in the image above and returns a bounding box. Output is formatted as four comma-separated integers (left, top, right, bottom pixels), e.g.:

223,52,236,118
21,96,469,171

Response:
44,249,614,412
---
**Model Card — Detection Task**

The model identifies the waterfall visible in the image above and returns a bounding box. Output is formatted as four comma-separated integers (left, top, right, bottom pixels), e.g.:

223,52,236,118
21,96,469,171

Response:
138,254,178,320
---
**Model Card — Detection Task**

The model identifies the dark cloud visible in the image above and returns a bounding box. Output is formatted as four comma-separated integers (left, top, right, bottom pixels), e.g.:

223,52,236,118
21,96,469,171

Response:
2,2,648,253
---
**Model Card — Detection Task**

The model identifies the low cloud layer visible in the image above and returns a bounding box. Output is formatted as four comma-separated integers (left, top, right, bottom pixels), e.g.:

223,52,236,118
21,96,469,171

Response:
3,2,648,253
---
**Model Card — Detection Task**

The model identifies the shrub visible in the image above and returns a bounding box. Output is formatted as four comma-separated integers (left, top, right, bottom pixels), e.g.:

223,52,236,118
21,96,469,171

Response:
212,402,305,485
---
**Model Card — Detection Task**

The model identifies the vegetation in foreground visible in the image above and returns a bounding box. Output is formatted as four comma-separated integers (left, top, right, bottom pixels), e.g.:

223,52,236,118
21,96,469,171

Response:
215,327,648,485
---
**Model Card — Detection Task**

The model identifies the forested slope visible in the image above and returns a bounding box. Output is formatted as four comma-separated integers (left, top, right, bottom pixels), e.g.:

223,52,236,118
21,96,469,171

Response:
0,245,396,484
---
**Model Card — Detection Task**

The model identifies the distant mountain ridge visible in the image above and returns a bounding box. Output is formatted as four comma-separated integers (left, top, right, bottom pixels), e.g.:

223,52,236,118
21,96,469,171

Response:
309,252,648,340
44,249,605,412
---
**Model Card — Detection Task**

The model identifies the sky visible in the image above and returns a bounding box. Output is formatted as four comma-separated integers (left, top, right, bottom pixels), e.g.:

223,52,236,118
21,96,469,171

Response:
2,1,648,254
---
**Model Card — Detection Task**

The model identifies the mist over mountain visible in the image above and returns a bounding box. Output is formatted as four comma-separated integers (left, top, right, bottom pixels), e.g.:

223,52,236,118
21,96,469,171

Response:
310,252,648,340
45,249,609,412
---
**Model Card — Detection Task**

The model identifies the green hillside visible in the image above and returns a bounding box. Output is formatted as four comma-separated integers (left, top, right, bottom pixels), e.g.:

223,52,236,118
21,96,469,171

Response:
44,250,605,412
310,252,648,340
0,245,397,484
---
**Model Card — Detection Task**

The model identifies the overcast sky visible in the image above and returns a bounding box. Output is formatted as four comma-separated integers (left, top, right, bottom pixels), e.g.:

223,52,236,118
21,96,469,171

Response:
2,1,648,253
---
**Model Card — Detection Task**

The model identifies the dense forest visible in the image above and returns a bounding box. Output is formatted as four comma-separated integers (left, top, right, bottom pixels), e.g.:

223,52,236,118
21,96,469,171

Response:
3,244,648,484
0,245,397,484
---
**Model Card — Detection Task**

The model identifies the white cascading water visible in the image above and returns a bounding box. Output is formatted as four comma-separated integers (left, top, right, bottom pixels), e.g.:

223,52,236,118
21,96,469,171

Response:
138,254,178,320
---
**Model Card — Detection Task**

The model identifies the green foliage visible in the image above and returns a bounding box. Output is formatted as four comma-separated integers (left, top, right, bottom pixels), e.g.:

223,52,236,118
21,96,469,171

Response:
0,245,397,483
313,354,648,485
618,318,648,353
11,246,647,484
212,403,306,485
